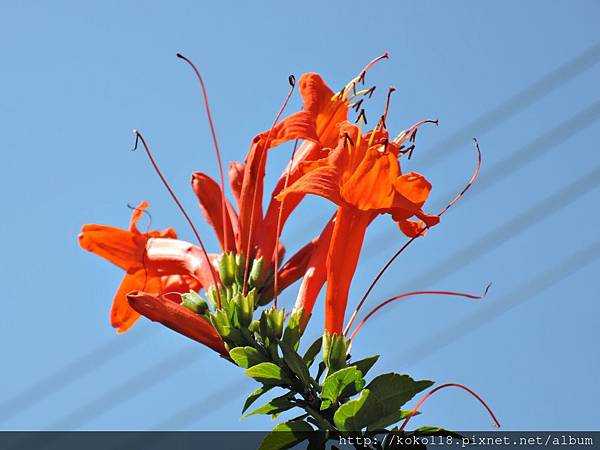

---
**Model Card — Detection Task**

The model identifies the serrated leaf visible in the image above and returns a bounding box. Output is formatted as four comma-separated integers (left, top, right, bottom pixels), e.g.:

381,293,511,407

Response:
303,337,322,368
321,367,364,406
279,340,310,385
333,389,371,431
245,362,290,385
243,393,295,418
350,355,379,376
242,385,273,413
258,420,314,450
230,346,267,369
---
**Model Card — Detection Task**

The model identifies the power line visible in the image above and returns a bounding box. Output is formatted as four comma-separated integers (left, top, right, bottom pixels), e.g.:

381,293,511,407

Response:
0,329,151,423
391,239,600,368
417,41,600,169
8,349,209,450
367,166,600,321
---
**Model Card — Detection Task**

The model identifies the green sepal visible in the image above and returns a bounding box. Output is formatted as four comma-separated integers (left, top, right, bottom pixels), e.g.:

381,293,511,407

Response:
258,420,314,450
259,307,285,345
249,256,264,287
229,346,267,369
180,291,209,315
322,332,348,375
218,252,236,286
282,308,304,351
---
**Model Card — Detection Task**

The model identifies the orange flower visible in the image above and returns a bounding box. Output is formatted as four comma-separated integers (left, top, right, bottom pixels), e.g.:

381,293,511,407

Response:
127,291,227,356
279,118,439,335
78,201,200,333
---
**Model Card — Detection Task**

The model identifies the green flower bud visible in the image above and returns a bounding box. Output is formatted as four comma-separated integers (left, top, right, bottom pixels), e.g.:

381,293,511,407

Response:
218,252,236,286
249,256,264,287
180,291,209,315
322,331,348,374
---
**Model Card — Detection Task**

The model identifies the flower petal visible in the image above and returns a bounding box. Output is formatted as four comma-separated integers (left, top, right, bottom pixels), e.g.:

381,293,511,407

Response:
293,217,335,329
324,208,372,334
191,172,238,252
145,238,221,289
238,111,319,258
127,291,227,355
299,73,348,148
111,270,160,333
79,224,145,273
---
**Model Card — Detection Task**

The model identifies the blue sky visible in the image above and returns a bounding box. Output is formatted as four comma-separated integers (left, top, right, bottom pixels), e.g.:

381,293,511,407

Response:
1,0,599,433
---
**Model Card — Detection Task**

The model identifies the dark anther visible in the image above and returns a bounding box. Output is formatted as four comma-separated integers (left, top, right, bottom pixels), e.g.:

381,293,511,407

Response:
352,98,364,112
358,71,366,85
288,75,296,87
355,109,368,125
344,132,355,146
338,86,346,98
352,82,357,96
131,131,140,151
409,129,418,143
366,86,376,98
126,203,153,231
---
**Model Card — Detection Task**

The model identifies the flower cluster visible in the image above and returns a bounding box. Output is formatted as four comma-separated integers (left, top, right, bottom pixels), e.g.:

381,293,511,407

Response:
79,53,498,449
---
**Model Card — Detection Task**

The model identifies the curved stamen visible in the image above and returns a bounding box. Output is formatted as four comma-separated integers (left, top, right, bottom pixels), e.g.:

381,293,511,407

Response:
438,138,482,216
132,130,221,306
383,86,396,126
344,139,482,334
347,286,490,342
242,76,296,296
126,203,153,232
399,383,501,431
272,138,300,309
176,53,230,252
393,119,439,145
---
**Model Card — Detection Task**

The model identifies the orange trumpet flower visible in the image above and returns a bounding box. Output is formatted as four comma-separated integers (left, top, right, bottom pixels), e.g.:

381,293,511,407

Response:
78,201,200,333
278,118,439,334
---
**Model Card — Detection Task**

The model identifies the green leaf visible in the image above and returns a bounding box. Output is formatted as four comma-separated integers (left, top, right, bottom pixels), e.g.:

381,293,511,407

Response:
321,367,365,407
258,420,314,450
366,410,418,432
243,393,296,418
333,373,433,431
303,336,322,368
350,355,379,376
229,347,267,369
366,373,433,411
242,385,273,414
279,340,310,385
245,362,290,385
333,388,371,431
